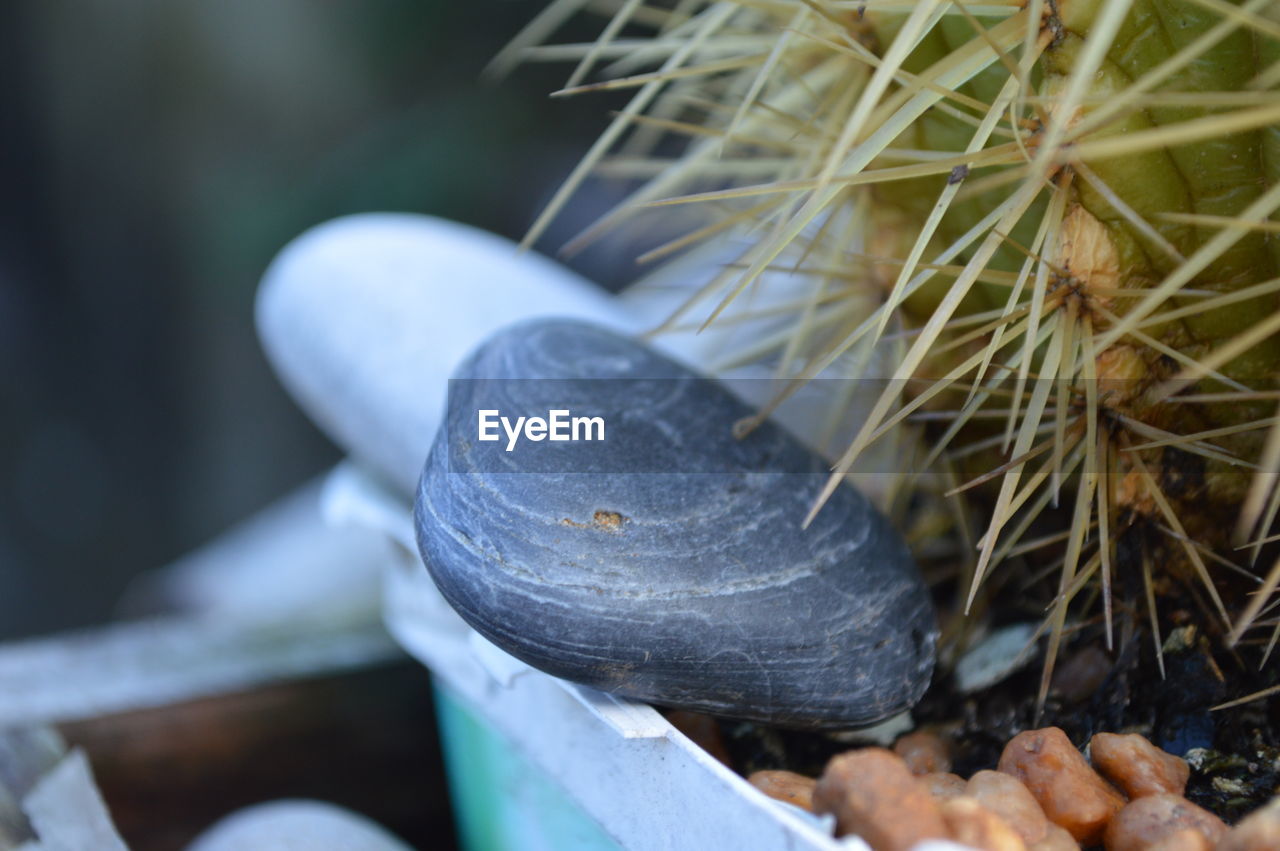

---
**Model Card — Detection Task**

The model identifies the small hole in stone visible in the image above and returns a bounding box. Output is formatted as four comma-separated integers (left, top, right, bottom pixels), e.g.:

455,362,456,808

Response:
592,510,626,531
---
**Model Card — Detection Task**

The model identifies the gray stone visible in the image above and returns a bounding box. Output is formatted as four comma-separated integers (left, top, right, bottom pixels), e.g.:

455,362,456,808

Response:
414,319,937,728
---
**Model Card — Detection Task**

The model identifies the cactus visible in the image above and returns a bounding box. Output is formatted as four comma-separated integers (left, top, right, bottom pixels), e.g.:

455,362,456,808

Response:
505,0,1280,703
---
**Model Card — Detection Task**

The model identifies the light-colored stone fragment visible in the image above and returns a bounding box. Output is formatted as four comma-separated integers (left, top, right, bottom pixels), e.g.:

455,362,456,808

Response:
955,623,1039,694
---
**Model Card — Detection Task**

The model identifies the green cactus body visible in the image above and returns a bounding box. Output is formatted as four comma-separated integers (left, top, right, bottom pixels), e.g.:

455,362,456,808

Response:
522,0,1280,663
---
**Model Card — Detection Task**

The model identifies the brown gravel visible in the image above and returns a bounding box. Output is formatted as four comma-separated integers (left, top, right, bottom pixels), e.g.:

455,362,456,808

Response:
1049,644,1113,703
665,710,732,766
941,796,1028,851
1217,797,1280,851
746,769,815,811
893,730,952,775
1146,828,1216,851
998,726,1125,846
731,726,1280,851
1090,732,1190,799
923,771,969,801
813,748,949,851
967,769,1051,845
1029,824,1080,851
1103,793,1227,851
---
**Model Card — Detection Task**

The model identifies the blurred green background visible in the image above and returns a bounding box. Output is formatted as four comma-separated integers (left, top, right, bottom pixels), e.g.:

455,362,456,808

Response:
0,0,634,640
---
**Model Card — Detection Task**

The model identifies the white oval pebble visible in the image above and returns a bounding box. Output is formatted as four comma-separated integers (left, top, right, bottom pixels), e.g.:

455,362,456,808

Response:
186,800,412,851
257,213,630,495
954,623,1039,694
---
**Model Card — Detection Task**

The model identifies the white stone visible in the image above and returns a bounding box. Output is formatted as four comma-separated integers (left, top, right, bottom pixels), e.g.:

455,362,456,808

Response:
186,800,411,851
829,710,915,747
258,214,897,500
257,213,630,496
954,622,1039,694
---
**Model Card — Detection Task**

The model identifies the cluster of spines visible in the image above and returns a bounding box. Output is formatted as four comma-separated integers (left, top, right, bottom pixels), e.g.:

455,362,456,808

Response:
500,0,1280,706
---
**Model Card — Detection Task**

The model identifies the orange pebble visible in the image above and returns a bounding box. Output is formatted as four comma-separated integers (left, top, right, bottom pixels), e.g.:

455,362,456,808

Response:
1148,827,1216,851
922,772,968,801
747,769,816,812
813,748,950,851
1090,732,1190,798
967,769,1051,845
893,730,952,775
1104,794,1228,851
666,710,732,767
998,727,1125,846
942,796,1028,851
